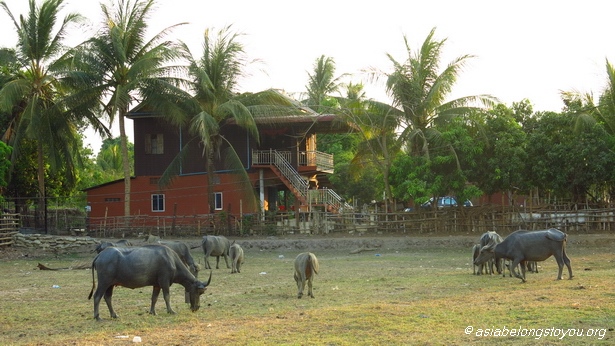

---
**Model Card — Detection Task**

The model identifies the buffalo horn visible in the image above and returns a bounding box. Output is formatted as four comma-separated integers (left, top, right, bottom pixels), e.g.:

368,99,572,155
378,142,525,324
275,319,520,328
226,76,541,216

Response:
481,239,496,251
204,271,212,287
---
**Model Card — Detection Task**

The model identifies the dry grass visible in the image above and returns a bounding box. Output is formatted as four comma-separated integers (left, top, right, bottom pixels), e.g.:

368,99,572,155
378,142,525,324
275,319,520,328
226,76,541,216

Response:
0,236,614,345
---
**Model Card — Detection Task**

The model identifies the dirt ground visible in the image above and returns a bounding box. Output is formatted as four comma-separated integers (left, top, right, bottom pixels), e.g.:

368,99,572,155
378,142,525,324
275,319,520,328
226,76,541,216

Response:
2,231,615,260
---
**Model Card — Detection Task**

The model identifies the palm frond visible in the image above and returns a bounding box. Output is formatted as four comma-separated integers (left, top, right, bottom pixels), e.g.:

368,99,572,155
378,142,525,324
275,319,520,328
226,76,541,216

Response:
215,99,257,139
157,137,197,188
221,143,258,211
190,110,218,154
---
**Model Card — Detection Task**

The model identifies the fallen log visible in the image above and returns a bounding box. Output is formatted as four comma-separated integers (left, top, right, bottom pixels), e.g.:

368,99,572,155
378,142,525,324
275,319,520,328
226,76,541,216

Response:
37,263,60,270
37,262,90,270
349,246,379,254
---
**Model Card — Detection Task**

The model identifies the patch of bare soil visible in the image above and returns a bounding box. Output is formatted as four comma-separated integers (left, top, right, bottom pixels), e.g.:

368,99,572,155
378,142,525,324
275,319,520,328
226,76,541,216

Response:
2,232,614,260
217,232,615,252
0,246,37,260
233,234,479,252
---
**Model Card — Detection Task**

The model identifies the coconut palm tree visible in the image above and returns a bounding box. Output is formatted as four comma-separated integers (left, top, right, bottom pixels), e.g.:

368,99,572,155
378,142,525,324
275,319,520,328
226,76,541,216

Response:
0,0,98,231
374,27,497,161
301,56,401,206
304,55,346,112
339,82,402,207
162,25,302,213
562,59,615,136
71,0,190,223
364,28,497,204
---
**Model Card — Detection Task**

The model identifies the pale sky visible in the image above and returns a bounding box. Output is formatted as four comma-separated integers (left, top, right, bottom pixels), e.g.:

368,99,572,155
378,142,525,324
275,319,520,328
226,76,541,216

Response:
2,0,615,155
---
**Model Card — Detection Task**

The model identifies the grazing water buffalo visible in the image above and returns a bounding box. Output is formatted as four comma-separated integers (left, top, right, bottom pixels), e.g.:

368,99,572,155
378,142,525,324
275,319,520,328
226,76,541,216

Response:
479,231,504,275
158,240,200,277
202,235,231,269
294,252,319,298
229,242,244,274
94,239,132,253
88,245,211,320
474,229,573,282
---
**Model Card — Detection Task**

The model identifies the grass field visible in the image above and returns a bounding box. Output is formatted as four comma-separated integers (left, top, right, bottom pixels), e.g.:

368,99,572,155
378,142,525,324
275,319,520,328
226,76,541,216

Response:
0,234,613,345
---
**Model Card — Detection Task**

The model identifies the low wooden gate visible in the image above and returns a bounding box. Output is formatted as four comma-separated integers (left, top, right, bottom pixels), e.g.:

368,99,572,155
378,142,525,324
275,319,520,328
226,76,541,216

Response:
0,213,19,247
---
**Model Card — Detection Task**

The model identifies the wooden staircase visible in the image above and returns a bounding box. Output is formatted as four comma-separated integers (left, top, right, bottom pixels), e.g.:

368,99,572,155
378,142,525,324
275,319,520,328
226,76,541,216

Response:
260,150,350,213
269,165,308,206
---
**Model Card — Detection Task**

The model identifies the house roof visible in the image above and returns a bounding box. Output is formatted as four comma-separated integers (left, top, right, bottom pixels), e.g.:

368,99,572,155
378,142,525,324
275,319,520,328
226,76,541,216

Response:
125,88,356,134
127,105,356,134
126,109,161,119
81,177,135,192
225,113,355,134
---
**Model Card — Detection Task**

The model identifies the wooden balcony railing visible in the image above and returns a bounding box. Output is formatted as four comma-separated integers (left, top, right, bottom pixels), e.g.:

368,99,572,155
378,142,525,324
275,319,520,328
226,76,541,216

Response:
252,150,334,173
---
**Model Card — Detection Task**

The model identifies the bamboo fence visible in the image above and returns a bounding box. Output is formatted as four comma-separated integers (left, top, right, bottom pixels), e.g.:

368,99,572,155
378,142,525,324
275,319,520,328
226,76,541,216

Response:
5,205,615,239
0,213,20,247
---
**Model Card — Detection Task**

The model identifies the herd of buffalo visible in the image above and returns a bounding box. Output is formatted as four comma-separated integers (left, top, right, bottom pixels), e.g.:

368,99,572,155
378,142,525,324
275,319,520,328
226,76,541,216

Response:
472,228,573,282
88,235,318,321
88,228,572,321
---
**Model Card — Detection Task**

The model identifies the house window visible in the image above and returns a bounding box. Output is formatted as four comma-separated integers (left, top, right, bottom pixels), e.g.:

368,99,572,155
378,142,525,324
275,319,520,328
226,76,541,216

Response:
152,194,165,212
145,134,164,154
214,192,223,210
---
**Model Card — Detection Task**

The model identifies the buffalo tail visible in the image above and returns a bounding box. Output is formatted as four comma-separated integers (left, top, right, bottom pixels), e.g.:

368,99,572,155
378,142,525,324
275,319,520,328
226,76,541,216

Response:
87,262,96,300
307,253,319,275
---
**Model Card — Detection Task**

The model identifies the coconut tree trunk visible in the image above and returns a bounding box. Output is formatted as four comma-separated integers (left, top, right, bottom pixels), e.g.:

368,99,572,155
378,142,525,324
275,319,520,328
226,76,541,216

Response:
36,140,46,233
119,111,131,227
206,145,215,214
379,134,395,211
382,168,394,211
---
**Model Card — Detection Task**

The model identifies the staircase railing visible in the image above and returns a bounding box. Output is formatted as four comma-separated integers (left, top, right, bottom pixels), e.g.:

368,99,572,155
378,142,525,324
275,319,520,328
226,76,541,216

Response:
252,149,351,211
271,150,309,199
308,188,352,211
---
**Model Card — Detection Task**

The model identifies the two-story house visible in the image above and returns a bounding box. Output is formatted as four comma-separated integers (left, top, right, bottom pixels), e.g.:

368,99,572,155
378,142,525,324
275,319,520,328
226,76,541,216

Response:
84,106,352,225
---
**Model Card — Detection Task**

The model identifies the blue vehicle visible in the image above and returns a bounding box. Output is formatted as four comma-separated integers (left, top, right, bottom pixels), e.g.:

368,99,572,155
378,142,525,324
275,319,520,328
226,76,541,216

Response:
420,196,473,209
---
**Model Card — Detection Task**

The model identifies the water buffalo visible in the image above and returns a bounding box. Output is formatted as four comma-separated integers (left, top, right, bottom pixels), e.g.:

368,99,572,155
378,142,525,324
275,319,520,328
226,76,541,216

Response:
158,240,200,277
474,228,573,282
229,242,244,274
94,239,132,253
479,231,504,275
202,235,231,269
294,252,319,298
88,245,211,320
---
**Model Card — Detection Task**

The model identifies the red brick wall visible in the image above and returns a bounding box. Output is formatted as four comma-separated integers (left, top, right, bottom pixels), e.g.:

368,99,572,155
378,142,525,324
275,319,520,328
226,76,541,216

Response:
85,170,280,219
